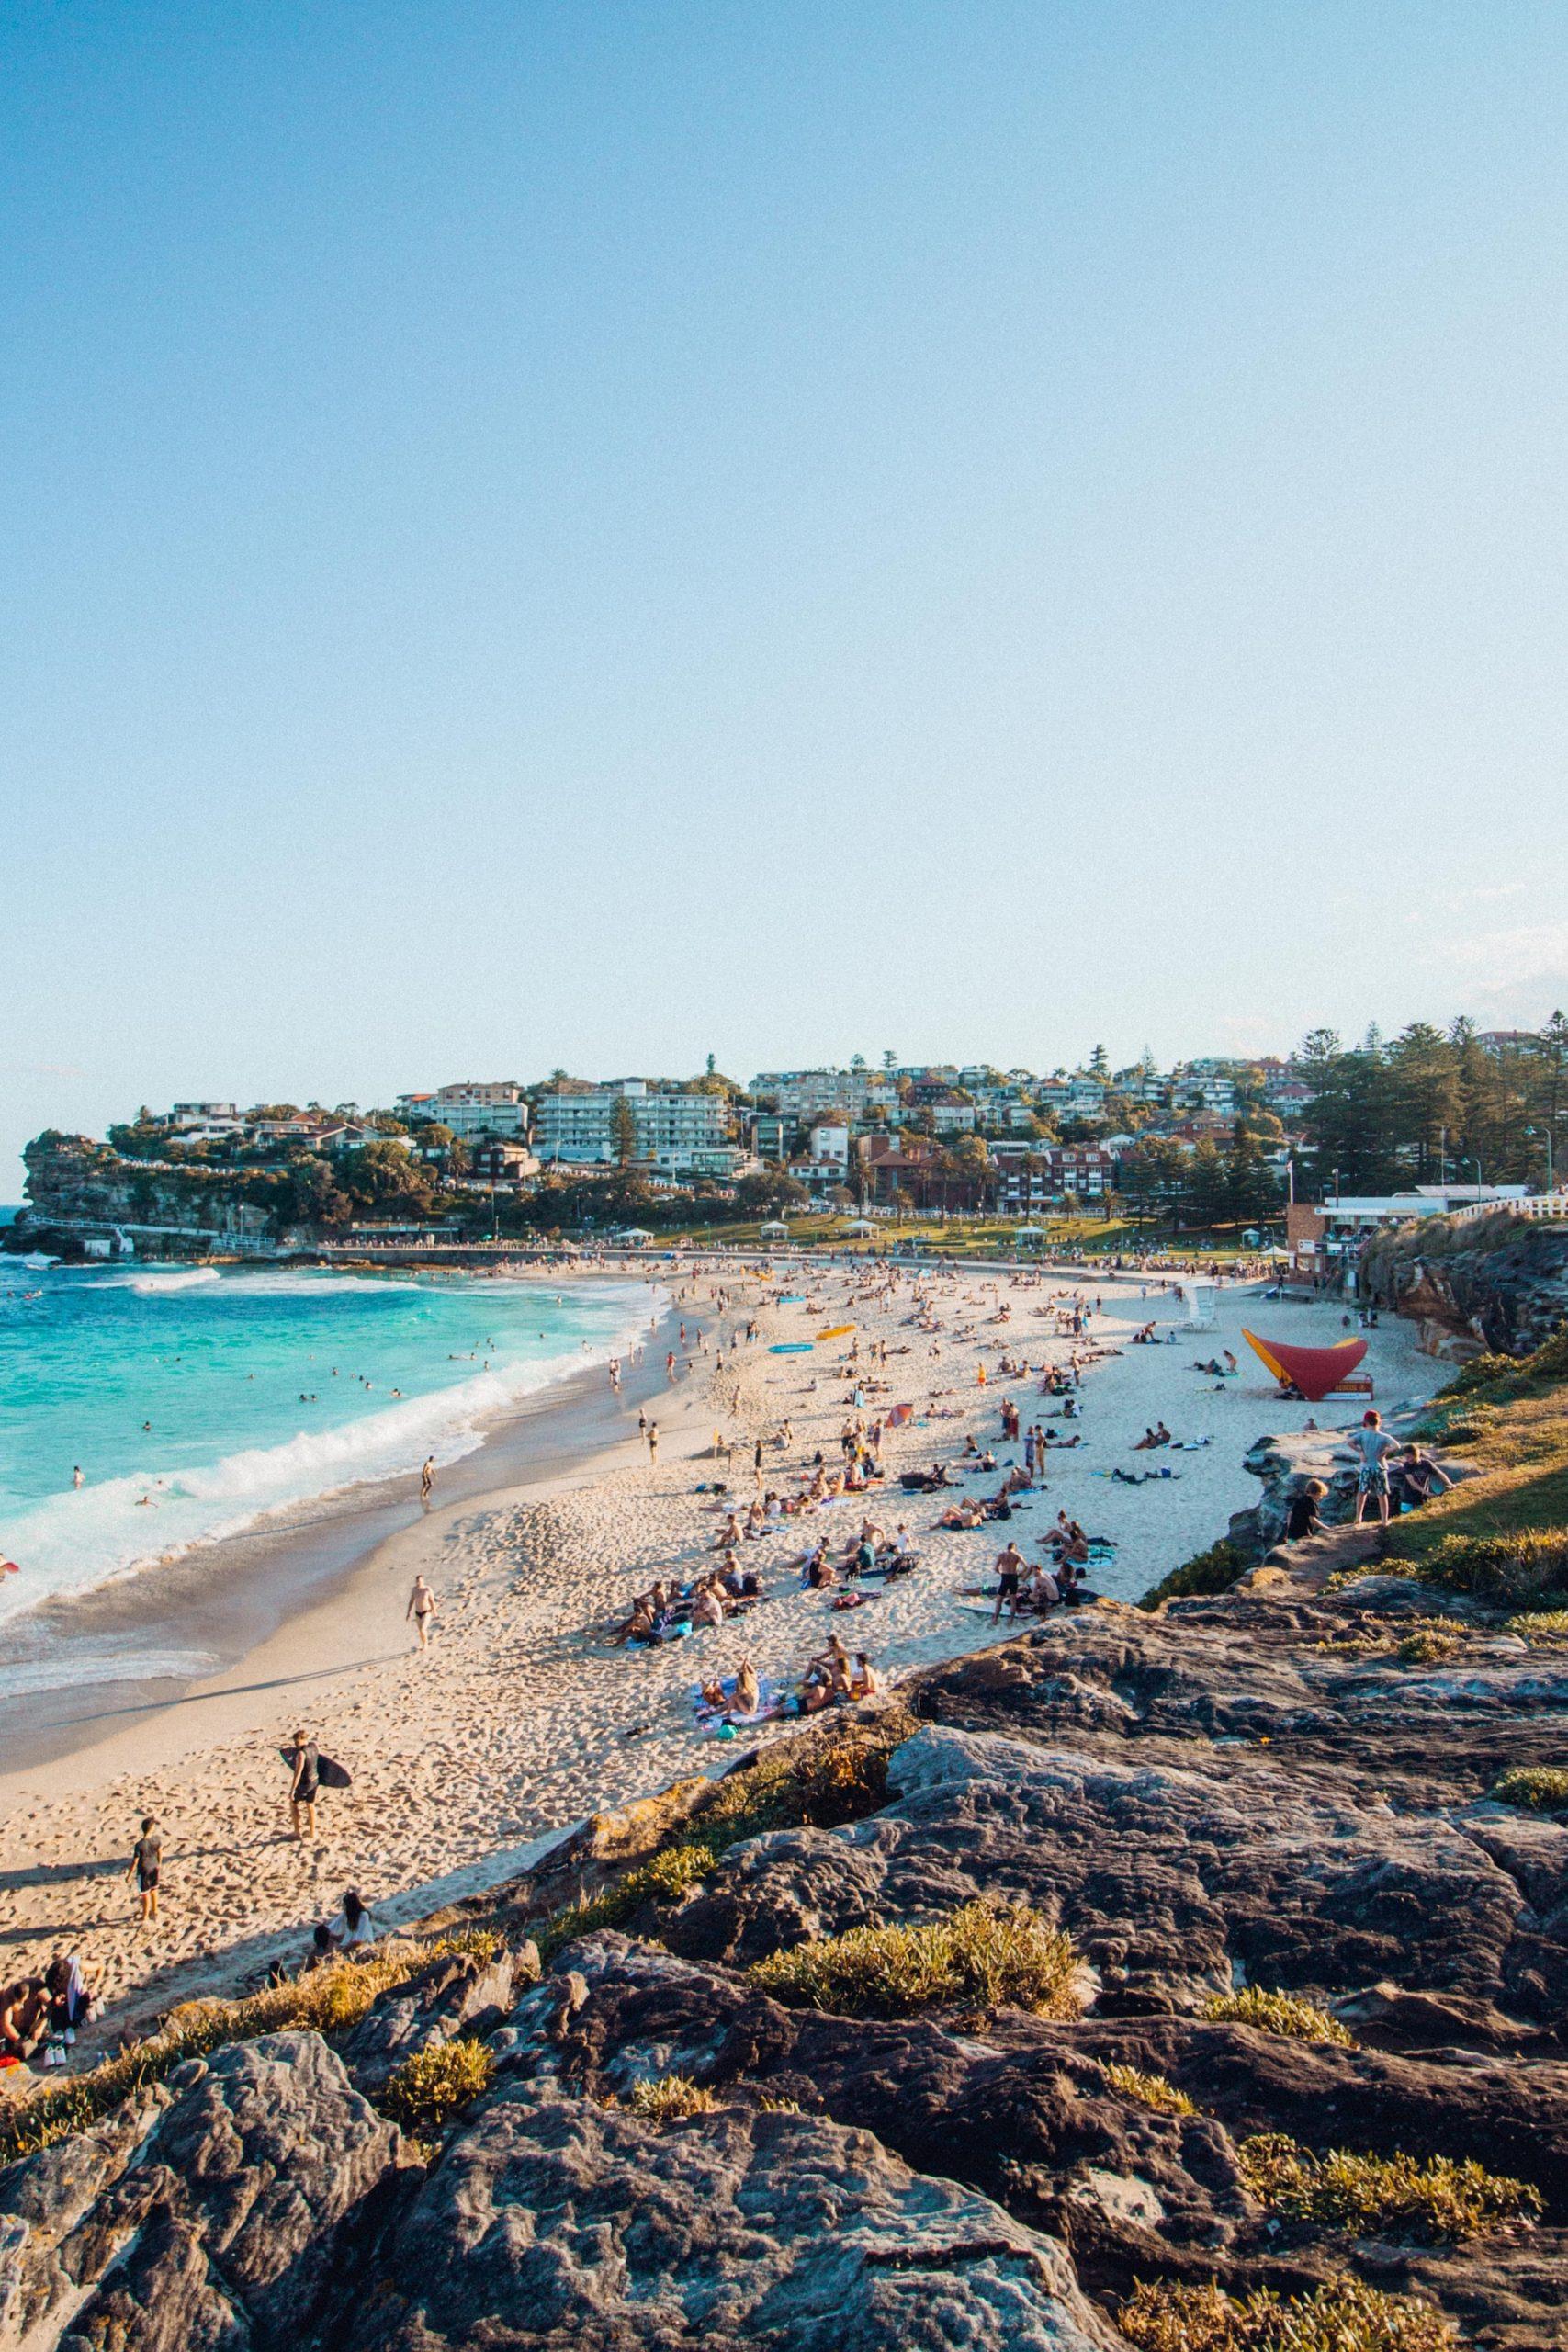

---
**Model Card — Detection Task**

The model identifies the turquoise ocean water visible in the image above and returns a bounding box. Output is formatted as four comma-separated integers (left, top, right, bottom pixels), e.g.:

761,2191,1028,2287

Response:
0,1263,659,1628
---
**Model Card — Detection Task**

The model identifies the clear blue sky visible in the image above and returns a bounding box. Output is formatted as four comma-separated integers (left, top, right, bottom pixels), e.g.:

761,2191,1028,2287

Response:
6,3,1568,1190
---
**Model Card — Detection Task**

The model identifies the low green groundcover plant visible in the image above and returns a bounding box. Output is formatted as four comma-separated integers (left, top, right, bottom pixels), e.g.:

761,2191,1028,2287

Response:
1103,2063,1196,2118
625,2072,717,2123
1507,1608,1568,1641
1203,1987,1352,2046
381,2036,493,2134
0,1928,501,2166
535,1712,919,1962
1491,1764,1568,1813
1118,2274,1456,2351
1410,1529,1568,1607
746,1897,1081,2021
1138,1538,1250,1612
1238,2132,1540,2241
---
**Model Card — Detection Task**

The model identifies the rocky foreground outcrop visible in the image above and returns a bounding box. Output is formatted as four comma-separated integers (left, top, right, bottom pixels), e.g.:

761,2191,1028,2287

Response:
3,1582,1565,2349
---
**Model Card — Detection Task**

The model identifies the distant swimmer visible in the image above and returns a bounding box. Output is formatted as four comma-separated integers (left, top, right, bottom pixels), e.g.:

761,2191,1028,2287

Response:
141,1420,152,1432
72,1465,84,1488
420,1455,435,1503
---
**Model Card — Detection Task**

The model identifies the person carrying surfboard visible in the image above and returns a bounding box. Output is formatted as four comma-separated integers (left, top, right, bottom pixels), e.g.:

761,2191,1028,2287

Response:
288,1728,321,1842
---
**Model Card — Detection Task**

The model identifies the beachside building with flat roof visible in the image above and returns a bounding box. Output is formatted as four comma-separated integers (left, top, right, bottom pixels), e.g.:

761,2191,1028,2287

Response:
533,1080,732,1170
397,1083,529,1139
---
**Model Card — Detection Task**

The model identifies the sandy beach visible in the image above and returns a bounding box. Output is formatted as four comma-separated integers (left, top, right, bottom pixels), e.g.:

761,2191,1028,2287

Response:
0,1258,1443,2046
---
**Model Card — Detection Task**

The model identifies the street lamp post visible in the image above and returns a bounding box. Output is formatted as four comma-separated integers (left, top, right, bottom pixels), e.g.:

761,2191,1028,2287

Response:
1527,1125,1555,1192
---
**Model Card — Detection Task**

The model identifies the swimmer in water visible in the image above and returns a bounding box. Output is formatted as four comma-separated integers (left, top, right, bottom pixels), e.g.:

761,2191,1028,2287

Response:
72,1465,84,1488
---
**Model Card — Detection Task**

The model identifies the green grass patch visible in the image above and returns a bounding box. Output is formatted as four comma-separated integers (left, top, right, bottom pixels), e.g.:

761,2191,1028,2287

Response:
1139,1537,1250,1612
625,2072,717,2123
1204,1987,1352,2045
1238,2132,1540,2241
1119,2275,1457,2351
1103,2063,1196,2117
746,1897,1081,2022
1491,1764,1568,1813
1389,1323,1568,1583
381,2036,493,2134
0,1928,501,2166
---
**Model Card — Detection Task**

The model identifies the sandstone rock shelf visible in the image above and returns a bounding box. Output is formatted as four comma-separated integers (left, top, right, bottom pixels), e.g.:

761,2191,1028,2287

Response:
3,1574,1564,2348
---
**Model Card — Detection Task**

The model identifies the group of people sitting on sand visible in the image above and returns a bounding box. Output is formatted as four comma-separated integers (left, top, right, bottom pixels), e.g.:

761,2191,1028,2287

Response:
613,1557,766,1647
0,1954,93,2072
792,1521,919,1589
987,1524,1100,1620
698,1634,884,1725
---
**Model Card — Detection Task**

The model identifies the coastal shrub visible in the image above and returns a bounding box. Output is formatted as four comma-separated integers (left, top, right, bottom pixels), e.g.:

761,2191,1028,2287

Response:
0,1928,502,2166
1103,2063,1196,2118
1506,1608,1568,1642
535,1840,719,1961
381,2037,493,2134
1138,1538,1249,1612
626,2072,716,2123
1237,2132,1540,2241
1491,1764,1568,1813
1118,2275,1457,2352
1204,1987,1352,2046
756,2093,804,2112
1406,1529,1568,1608
747,1898,1081,2022
533,1715,921,1964
1395,1627,1462,1666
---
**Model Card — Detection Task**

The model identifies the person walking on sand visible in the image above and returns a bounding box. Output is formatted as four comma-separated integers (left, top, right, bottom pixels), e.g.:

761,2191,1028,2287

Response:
406,1574,437,1647
288,1728,321,1841
126,1815,162,1926
647,1421,659,1464
420,1456,435,1505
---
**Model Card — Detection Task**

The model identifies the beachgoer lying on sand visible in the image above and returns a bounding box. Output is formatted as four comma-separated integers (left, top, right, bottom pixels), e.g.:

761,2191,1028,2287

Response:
935,1497,987,1531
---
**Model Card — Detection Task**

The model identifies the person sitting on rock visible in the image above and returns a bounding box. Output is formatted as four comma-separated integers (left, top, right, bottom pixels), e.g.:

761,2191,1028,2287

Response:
1283,1479,1328,1541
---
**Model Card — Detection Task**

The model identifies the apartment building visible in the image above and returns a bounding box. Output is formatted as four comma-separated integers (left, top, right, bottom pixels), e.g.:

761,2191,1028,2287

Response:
751,1067,899,1122
533,1080,733,1170
396,1083,530,1140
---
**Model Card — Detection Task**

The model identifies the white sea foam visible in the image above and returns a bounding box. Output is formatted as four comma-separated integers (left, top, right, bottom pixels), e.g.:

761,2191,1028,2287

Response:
95,1267,222,1294
4,1646,218,1698
0,1283,662,1624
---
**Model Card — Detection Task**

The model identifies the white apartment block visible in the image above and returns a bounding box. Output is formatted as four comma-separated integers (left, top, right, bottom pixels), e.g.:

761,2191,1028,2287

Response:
533,1080,731,1169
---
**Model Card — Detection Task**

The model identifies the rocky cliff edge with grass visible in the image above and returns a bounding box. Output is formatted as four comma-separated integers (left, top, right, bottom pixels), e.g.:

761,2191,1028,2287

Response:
4,1351,1568,2349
